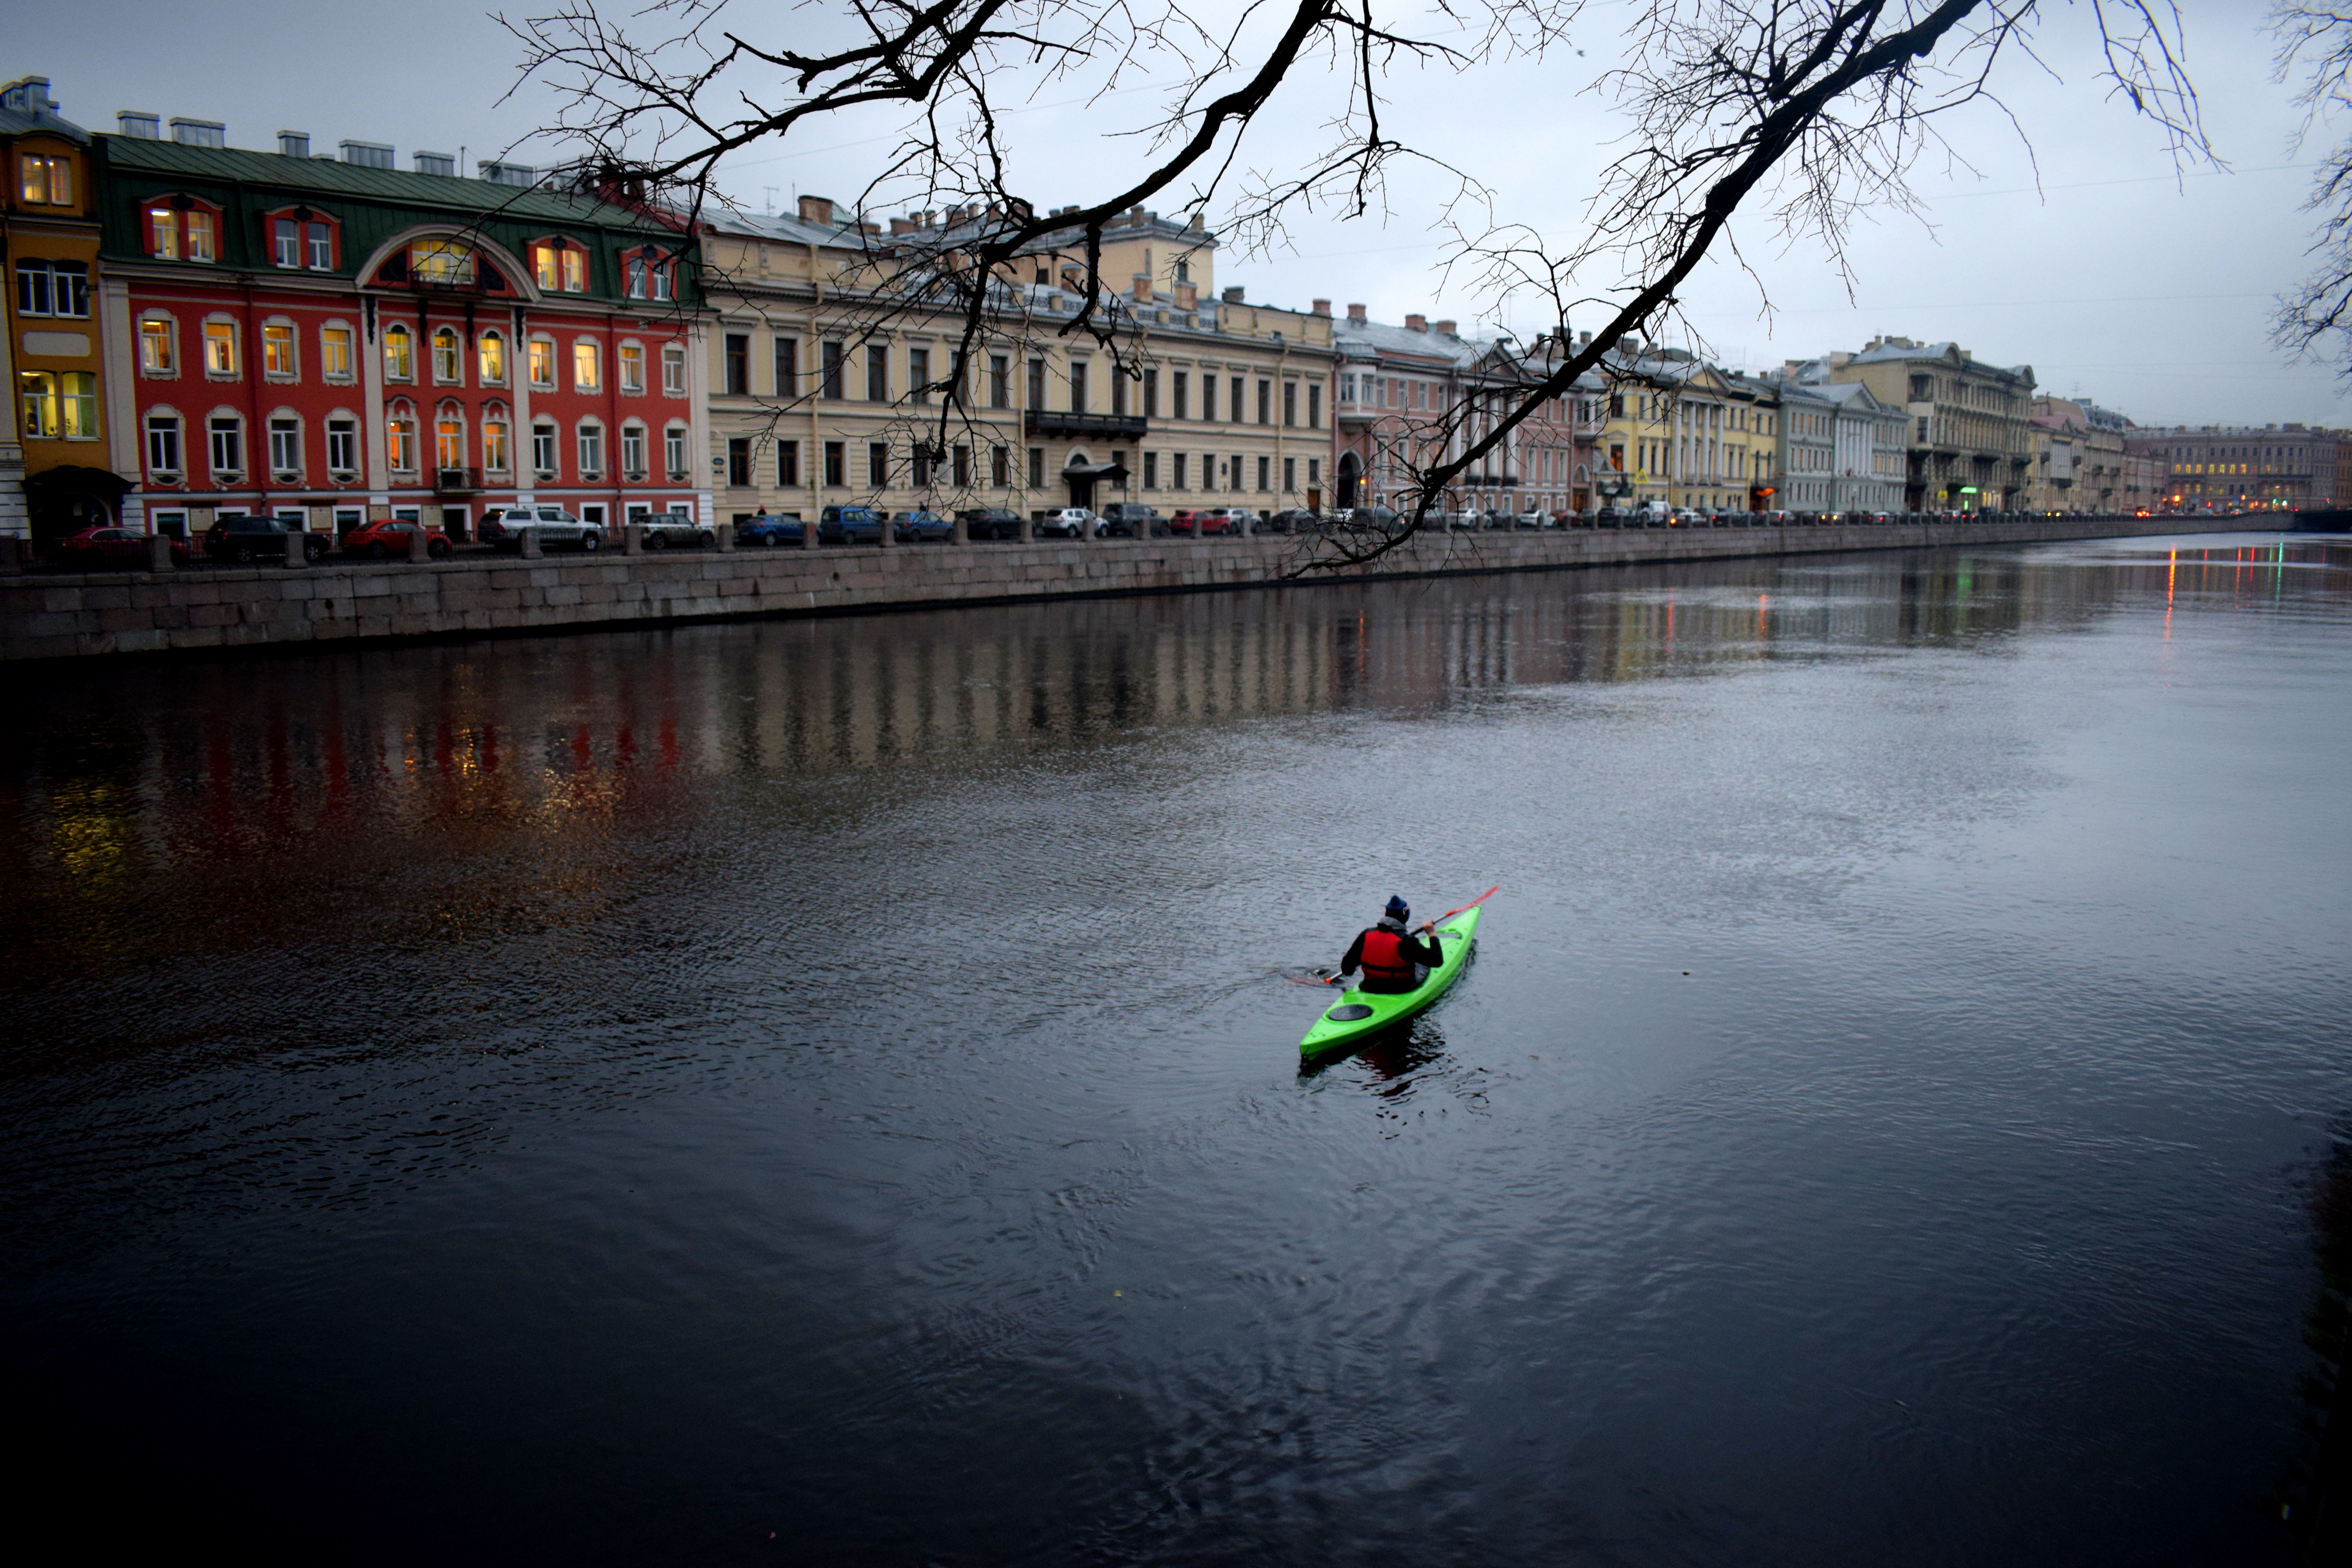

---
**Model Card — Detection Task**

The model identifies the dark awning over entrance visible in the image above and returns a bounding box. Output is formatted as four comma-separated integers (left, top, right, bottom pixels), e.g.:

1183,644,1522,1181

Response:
1061,459,1129,482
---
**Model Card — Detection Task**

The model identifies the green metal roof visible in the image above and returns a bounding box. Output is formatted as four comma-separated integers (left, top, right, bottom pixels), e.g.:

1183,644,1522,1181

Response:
99,133,661,230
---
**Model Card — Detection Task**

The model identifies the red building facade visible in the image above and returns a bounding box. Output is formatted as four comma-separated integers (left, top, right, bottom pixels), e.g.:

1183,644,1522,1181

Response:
95,125,710,539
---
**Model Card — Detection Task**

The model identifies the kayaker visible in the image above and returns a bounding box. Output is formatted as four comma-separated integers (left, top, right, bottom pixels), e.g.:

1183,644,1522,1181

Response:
1336,896,1445,993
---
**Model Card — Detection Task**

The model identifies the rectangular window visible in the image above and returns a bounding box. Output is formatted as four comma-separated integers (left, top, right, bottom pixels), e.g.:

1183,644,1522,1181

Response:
529,338,555,388
911,446,930,486
21,154,70,205
185,211,215,262
1308,457,1319,485
307,223,332,270
270,417,302,474
824,441,845,485
621,425,645,475
479,420,506,474
1143,371,1160,419
140,318,174,373
1201,375,1214,423
1232,453,1245,493
145,413,181,474
1143,452,1158,490
209,415,243,474
562,249,585,293
989,355,1009,409
322,327,353,380
777,440,800,486
388,418,417,473
1112,372,1127,417
534,245,561,290
1283,457,1295,492
953,445,969,486
662,344,686,396
1173,453,1187,490
573,341,600,391
822,341,845,399
724,333,749,396
1069,361,1087,414
607,342,638,394
15,261,57,316
263,323,296,377
1173,372,1189,421
57,368,93,436
383,327,413,381
578,424,603,477
666,426,687,477
1258,380,1272,425
774,336,798,396
274,218,300,267
728,437,751,487
1256,455,1270,491
908,347,929,404
626,256,650,299
1308,384,1322,428
866,347,888,403
148,206,179,260
18,372,56,437
203,321,238,375
1028,446,1045,488
533,424,557,475
1027,358,1046,410
991,445,1009,487
868,441,888,486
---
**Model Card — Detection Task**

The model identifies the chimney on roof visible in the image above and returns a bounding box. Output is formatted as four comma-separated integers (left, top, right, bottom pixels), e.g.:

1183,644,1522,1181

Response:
862,220,880,236
1434,319,1456,337
1346,303,1367,324
1310,298,1330,317
277,130,310,158
413,150,454,177
1221,285,1243,305
1132,274,1153,303
891,216,914,235
1173,281,1198,310
1405,314,1427,332
797,194,835,225
1577,330,1592,350
118,110,161,138
0,77,59,116
1186,213,1205,233
170,117,225,148
339,139,394,169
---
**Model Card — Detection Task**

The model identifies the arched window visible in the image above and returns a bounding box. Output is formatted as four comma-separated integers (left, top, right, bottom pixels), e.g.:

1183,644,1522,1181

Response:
435,403,466,470
432,327,462,383
138,311,177,376
482,406,512,474
478,329,507,385
386,403,419,473
383,324,414,381
576,419,604,479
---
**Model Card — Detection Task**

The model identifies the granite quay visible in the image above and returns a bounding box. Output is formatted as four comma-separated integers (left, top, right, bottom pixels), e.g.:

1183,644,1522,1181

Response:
0,514,2182,662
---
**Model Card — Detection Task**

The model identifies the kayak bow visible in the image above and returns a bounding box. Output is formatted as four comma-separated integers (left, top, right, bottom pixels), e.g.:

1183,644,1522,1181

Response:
1299,903,1483,1058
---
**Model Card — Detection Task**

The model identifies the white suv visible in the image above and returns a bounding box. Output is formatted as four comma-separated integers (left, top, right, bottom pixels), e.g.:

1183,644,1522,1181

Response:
1036,507,1098,538
492,505,604,552
638,511,715,550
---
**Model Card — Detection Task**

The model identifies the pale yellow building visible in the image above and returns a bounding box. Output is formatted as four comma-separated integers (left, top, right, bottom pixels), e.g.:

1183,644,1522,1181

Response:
1598,349,1778,513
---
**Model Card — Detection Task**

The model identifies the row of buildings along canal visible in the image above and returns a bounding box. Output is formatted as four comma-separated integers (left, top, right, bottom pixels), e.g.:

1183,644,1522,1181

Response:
4,72,2347,555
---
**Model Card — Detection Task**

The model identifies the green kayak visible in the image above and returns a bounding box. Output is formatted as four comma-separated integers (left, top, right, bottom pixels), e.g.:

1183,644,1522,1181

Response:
1299,904,1482,1057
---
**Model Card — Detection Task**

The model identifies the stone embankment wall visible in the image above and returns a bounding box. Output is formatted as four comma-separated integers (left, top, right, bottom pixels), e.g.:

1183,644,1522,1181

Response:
0,517,2176,662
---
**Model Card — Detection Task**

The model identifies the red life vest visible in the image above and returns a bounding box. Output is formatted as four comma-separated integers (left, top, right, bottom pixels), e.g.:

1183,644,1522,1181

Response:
1359,926,1416,987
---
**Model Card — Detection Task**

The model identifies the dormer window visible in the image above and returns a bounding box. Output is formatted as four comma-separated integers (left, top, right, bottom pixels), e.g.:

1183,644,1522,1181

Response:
270,211,337,270
531,239,585,292
147,199,218,262
20,154,71,205
409,239,475,286
624,247,674,301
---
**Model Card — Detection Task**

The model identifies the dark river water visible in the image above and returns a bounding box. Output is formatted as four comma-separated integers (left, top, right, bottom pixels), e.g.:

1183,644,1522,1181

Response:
4,532,2349,1565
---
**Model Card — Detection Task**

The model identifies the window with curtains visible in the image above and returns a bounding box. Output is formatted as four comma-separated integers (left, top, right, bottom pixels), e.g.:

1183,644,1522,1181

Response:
382,325,413,381
385,414,417,472
619,342,644,394
321,325,354,381
432,328,461,383
139,315,175,375
478,330,506,385
573,340,600,392
481,417,509,474
263,323,296,378
203,319,239,376
529,337,556,389
435,416,464,470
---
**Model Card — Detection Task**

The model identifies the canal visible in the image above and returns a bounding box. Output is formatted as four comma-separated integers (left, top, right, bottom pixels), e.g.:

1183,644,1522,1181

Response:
3,531,2347,1564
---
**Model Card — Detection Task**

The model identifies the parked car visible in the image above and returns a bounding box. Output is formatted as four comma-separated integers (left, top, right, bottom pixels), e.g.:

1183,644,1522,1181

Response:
818,505,886,544
203,514,329,563
1035,507,1097,538
1265,508,1318,534
1514,507,1550,528
51,524,189,567
1097,502,1162,537
1344,505,1399,531
735,512,807,546
894,509,955,543
487,505,604,552
341,518,451,559
957,506,1024,541
640,512,717,549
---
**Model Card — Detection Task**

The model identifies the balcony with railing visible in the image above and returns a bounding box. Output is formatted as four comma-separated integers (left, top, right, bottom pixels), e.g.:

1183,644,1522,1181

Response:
1023,410,1147,441
435,466,485,494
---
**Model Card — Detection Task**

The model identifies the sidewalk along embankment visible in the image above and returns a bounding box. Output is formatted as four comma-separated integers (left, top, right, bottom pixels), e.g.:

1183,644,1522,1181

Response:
0,516,2179,662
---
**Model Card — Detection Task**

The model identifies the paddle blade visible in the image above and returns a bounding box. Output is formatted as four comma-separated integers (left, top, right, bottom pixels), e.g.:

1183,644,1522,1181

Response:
1438,886,1501,922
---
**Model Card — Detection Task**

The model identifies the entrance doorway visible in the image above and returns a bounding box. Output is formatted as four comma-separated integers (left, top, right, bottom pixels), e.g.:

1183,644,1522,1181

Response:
1335,452,1361,508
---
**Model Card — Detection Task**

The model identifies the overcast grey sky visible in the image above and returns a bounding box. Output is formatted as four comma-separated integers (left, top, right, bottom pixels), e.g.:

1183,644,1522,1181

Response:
13,0,2343,428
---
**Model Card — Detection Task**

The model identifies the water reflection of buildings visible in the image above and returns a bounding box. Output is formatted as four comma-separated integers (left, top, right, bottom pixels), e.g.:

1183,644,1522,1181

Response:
6,540,2341,921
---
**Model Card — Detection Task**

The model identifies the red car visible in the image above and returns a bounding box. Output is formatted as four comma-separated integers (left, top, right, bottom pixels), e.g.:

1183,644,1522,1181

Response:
51,525,188,566
1172,507,1250,536
341,518,452,559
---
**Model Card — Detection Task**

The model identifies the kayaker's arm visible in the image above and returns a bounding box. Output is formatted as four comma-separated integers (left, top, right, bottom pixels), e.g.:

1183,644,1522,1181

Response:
1335,930,1368,977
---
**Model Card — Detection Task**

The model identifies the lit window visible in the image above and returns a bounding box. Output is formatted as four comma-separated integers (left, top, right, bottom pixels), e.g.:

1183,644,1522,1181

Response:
661,344,686,395
577,422,603,476
483,418,510,473
409,239,474,285
534,243,559,290
269,417,302,475
58,371,96,437
387,415,418,472
321,327,353,380
436,417,464,470
145,412,182,475
573,340,600,391
619,343,644,394
532,421,557,475
185,211,214,261
664,426,687,477
383,325,413,380
274,218,301,268
621,423,645,475
326,417,357,474
147,207,179,259
478,331,506,384
203,320,238,376
263,323,296,377
561,248,584,292
528,338,555,388
432,327,461,383
140,317,174,374
17,372,56,437
208,414,243,475
306,222,332,270
20,154,71,205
